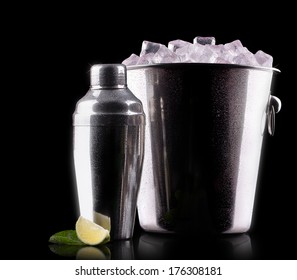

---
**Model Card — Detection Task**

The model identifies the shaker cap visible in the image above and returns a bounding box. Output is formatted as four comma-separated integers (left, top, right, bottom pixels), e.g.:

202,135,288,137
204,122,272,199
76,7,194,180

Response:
90,64,127,88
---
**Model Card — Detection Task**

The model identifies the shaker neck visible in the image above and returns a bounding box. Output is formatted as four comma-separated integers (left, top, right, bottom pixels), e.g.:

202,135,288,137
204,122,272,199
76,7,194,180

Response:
90,64,127,89
90,84,127,90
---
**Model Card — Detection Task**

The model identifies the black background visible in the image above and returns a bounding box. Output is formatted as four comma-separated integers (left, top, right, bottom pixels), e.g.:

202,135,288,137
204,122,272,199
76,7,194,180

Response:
2,4,296,260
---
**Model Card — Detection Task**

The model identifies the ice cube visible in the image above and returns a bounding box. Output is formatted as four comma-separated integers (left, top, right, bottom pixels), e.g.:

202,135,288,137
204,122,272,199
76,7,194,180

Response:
152,45,180,63
224,39,244,49
254,50,273,67
140,41,162,56
176,44,196,62
209,44,225,57
224,40,245,56
221,40,247,64
232,51,259,67
122,53,139,66
137,53,154,65
188,43,207,62
193,36,216,45
200,45,220,63
168,39,192,52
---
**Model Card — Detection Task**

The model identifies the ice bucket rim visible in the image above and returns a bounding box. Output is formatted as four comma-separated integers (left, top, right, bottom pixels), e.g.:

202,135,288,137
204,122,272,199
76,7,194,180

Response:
127,62,280,73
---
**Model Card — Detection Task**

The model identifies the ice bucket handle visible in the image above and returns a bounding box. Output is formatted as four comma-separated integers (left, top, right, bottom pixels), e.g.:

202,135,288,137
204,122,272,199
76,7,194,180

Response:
267,95,282,136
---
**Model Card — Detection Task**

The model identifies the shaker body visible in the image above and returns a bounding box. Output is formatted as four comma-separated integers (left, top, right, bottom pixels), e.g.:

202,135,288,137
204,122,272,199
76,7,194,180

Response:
74,124,144,240
73,64,145,240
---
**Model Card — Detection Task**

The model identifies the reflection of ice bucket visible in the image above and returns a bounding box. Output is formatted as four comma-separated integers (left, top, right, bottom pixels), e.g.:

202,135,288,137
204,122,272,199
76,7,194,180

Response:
127,63,281,234
136,233,252,259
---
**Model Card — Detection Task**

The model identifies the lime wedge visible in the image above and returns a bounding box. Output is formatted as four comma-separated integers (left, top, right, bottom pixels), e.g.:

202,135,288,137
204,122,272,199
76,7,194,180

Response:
94,211,111,232
75,216,110,245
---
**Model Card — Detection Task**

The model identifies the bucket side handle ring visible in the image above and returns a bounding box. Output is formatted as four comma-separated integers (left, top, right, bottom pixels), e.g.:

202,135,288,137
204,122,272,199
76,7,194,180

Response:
267,95,282,136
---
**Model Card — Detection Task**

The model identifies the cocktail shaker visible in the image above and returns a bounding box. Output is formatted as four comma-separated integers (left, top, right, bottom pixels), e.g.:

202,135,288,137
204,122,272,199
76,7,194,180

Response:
73,64,145,240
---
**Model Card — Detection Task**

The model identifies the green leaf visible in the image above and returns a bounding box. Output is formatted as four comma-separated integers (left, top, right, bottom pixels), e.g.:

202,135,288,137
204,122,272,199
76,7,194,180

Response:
49,230,84,245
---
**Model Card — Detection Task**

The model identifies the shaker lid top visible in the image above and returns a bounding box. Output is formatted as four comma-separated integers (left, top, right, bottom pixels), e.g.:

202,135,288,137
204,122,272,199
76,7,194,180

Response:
90,64,127,88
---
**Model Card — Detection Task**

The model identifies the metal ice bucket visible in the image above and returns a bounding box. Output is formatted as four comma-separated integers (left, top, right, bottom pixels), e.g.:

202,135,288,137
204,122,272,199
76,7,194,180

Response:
127,63,281,234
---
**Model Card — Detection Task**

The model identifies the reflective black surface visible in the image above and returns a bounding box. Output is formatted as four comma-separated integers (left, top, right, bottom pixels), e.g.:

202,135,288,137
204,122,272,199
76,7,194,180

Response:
47,232,252,260
135,232,253,260
45,229,297,260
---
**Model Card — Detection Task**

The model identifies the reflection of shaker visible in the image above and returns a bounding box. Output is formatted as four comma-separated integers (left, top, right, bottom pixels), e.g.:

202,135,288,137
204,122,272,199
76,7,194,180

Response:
73,64,145,240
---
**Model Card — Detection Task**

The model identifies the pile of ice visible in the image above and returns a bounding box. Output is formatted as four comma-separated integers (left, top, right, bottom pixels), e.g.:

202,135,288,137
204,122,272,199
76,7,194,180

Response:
122,36,273,68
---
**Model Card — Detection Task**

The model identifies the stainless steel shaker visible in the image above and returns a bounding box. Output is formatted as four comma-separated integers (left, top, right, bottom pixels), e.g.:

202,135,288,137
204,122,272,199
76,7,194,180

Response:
73,64,145,240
